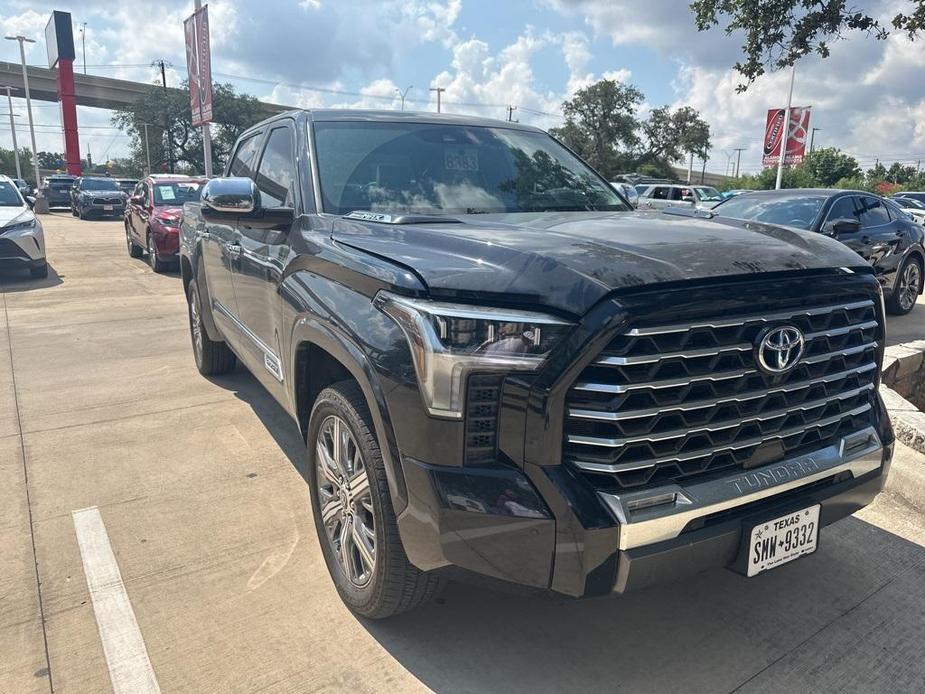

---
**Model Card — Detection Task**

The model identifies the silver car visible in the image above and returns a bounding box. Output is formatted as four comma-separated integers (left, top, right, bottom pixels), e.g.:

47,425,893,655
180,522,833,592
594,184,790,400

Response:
637,183,725,211
0,175,47,278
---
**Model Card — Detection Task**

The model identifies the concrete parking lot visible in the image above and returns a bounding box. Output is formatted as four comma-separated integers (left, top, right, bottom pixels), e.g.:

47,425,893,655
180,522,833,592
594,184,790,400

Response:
2,213,925,694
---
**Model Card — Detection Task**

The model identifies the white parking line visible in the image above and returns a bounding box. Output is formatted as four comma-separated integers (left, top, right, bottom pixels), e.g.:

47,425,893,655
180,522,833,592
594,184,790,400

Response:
72,507,161,694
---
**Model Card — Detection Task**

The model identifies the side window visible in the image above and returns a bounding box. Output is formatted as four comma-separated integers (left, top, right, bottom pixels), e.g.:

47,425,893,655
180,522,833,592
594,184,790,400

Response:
825,196,858,224
255,126,295,209
228,133,261,178
142,183,151,207
857,196,890,228
652,187,669,200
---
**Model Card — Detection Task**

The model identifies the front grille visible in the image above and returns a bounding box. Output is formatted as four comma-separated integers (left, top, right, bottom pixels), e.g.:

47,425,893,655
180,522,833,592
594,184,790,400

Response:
92,197,123,205
564,292,880,492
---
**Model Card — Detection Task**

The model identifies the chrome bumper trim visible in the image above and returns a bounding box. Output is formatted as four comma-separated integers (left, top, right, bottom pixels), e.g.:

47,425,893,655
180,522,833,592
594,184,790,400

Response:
599,427,885,551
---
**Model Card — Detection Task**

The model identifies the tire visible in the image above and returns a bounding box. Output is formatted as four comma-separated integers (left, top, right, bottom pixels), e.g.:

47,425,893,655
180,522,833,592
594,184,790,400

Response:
70,204,78,217
886,255,922,316
307,381,443,619
186,277,236,375
77,206,85,220
147,231,169,273
126,223,143,258
30,262,48,279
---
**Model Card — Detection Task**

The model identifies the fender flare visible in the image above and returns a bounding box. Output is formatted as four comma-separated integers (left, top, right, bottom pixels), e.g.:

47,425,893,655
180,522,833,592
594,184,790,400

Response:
288,317,408,512
189,247,223,342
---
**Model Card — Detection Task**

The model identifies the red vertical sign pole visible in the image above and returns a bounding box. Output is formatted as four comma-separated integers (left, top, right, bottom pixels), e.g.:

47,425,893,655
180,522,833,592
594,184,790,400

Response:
57,57,81,175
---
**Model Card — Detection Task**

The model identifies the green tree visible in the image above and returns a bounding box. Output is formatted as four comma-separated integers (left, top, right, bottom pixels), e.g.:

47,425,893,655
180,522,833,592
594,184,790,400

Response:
800,148,860,187
639,105,712,173
691,0,925,89
550,79,644,177
36,151,66,169
0,146,35,184
112,81,267,175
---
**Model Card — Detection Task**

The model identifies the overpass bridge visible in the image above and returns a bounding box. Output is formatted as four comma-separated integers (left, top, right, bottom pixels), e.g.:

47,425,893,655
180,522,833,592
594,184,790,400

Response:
0,60,289,117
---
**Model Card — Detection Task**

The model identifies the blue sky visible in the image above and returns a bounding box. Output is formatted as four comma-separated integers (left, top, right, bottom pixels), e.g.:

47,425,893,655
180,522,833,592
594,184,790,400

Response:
1,0,924,174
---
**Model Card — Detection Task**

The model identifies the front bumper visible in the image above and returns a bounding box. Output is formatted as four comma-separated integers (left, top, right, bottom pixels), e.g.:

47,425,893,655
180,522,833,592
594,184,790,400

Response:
79,203,126,217
396,427,892,597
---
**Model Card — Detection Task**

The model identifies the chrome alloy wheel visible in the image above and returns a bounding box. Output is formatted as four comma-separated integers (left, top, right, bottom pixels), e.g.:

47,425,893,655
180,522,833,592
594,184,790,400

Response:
315,415,376,587
899,261,921,311
188,287,204,362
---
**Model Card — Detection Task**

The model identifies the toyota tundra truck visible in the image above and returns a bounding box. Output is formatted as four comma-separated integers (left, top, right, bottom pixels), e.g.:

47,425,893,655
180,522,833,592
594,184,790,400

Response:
179,110,893,618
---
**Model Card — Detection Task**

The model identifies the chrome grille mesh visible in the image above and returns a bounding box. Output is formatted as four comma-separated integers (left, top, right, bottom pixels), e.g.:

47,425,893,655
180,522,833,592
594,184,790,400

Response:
564,297,879,490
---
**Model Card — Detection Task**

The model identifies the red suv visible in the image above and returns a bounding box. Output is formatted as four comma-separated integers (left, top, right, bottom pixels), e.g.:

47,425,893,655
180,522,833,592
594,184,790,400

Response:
125,176,206,272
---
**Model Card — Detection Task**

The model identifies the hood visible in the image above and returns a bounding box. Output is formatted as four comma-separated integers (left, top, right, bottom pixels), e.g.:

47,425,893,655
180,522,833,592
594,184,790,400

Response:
331,210,868,315
153,206,183,218
0,205,30,226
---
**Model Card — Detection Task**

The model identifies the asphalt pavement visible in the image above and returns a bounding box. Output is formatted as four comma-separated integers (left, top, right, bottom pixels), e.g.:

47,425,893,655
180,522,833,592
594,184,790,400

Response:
1,213,925,694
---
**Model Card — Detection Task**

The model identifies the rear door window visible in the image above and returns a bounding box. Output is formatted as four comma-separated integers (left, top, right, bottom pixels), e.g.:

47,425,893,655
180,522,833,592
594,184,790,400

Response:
857,196,890,228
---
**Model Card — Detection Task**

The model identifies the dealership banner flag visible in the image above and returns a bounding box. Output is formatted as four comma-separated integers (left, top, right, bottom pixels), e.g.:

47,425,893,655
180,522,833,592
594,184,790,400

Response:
184,5,213,126
762,106,811,167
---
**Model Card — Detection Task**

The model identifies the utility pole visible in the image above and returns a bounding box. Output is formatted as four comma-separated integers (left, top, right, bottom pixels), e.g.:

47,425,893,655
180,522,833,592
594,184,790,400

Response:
80,23,87,74
5,35,47,212
809,127,820,153
686,151,694,184
429,86,445,113
154,59,174,173
775,65,796,190
1,85,22,181
143,122,152,174
395,85,413,112
733,147,745,178
506,105,518,122
700,157,707,184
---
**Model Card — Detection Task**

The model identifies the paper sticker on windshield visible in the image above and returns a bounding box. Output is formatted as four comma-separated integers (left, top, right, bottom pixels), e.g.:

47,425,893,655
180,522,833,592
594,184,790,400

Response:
157,186,177,201
445,147,478,172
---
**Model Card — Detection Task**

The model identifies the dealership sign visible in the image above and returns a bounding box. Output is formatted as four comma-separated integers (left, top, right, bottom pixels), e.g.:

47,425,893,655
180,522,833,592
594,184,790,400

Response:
762,107,811,167
184,5,213,126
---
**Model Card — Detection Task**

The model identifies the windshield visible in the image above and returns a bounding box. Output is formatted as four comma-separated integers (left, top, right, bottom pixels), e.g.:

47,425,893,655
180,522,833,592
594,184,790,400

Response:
152,181,204,205
713,194,828,230
0,181,24,207
81,178,120,191
313,122,628,215
694,186,722,201
898,197,925,210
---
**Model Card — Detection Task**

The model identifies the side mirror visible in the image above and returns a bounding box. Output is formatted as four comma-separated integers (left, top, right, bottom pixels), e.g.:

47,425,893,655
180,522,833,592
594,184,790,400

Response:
825,218,861,235
25,196,35,209
202,177,258,216
130,195,143,205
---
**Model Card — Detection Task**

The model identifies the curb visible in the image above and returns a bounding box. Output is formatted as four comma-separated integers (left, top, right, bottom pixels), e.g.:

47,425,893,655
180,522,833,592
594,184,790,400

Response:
881,341,925,456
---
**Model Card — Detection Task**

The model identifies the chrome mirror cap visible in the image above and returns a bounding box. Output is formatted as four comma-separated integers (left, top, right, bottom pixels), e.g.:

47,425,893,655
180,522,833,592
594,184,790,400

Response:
202,177,258,214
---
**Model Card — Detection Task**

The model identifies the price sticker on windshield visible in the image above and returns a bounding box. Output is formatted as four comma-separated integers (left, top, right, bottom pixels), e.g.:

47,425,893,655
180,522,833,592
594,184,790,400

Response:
445,147,479,172
157,186,177,201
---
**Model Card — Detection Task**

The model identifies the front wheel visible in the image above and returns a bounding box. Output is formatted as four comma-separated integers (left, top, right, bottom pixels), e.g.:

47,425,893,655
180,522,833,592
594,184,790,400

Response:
186,277,236,375
307,382,442,619
886,256,922,315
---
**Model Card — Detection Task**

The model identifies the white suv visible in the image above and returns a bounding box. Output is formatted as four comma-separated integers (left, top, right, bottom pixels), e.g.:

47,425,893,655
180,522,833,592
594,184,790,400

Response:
0,174,47,278
637,183,724,211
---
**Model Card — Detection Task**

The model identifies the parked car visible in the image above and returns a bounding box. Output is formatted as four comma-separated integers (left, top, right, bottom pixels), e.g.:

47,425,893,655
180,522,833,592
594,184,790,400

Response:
11,177,31,197
39,174,77,208
115,178,139,195
0,174,47,278
181,110,893,618
610,181,639,207
125,175,205,272
637,183,725,210
722,189,750,199
893,191,925,206
70,176,127,219
891,196,925,225
712,189,924,314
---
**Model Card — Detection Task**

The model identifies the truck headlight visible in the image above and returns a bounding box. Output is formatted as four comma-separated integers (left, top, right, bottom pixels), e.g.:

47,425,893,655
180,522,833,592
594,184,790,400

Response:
375,291,573,418
1,212,37,235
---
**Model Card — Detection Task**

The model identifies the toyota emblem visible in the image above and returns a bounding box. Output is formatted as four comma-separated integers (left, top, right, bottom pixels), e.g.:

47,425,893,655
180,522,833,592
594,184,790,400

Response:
756,325,805,373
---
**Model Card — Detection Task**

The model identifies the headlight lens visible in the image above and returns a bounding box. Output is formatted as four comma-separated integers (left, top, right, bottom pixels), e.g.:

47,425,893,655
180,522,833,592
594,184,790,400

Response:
1,212,37,235
375,291,573,418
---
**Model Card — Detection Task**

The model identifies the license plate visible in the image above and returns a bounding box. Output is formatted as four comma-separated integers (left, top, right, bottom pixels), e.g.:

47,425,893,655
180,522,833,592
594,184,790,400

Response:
747,505,820,577
104,205,114,211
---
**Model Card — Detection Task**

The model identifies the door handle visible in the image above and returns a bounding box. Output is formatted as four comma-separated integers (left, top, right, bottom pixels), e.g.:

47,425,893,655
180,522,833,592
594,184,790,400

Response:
227,243,242,259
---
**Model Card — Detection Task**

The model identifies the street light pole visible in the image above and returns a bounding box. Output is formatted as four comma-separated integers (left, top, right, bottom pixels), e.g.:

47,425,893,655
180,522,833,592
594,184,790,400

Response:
810,127,820,153
1,86,22,181
395,85,413,112
775,64,796,191
143,122,152,174
80,23,87,74
5,35,47,213
733,147,745,178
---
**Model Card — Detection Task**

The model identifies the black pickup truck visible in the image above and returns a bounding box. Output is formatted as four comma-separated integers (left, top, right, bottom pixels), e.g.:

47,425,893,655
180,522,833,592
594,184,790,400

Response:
180,110,893,618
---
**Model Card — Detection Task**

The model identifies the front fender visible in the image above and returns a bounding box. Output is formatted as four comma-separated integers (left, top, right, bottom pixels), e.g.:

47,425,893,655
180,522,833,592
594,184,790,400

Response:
288,317,408,512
